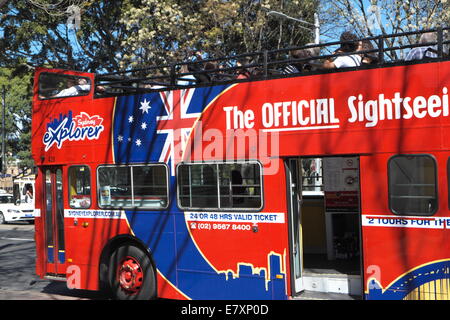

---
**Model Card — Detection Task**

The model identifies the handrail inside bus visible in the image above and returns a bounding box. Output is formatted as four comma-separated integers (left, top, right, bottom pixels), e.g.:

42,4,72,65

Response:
86,27,450,97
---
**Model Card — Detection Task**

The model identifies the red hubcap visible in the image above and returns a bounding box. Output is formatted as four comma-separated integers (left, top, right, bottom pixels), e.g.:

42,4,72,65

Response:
117,256,144,295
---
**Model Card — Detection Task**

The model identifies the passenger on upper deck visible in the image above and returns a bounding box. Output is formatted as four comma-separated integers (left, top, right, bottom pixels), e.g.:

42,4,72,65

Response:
360,40,378,65
55,78,91,97
235,58,252,80
186,50,212,84
282,43,320,74
46,77,105,98
322,31,362,69
405,32,438,61
177,64,197,86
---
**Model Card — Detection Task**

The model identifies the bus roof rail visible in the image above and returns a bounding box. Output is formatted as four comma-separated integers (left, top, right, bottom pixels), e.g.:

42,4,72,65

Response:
93,27,450,98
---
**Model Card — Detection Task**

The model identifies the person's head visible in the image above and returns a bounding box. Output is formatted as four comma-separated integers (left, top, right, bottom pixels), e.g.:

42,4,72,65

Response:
204,61,217,70
78,78,88,85
67,78,77,87
179,64,189,73
359,40,376,63
360,40,373,51
339,31,359,53
290,48,310,60
419,32,437,45
305,43,320,58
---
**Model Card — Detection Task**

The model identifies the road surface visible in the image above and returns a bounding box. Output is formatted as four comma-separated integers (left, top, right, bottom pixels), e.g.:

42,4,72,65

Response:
0,222,106,300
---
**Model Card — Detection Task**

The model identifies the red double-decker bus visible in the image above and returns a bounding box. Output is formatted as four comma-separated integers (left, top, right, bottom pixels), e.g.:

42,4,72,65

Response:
32,28,450,300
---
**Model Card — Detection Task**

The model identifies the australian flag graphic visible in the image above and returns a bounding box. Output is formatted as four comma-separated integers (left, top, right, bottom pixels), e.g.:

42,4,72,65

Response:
113,85,227,174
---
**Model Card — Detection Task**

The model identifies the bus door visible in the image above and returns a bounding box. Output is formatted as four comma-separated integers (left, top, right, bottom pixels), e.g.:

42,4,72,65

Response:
286,158,304,294
42,167,67,275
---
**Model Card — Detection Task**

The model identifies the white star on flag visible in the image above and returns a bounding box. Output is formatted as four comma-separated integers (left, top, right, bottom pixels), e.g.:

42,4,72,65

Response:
128,115,134,123
139,98,152,114
141,122,147,130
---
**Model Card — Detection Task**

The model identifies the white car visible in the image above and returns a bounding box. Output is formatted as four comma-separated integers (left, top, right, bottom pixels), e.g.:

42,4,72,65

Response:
0,193,34,224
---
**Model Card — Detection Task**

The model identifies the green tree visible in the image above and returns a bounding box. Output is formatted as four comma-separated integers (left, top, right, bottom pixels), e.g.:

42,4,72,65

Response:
0,0,139,72
2,0,318,69
319,0,450,59
119,0,318,68
0,1,139,169
0,68,33,171
0,0,318,169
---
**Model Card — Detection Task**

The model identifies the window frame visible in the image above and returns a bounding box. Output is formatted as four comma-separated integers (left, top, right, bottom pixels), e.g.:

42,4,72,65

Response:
96,163,170,210
38,72,92,100
388,154,438,216
68,165,92,209
176,160,264,212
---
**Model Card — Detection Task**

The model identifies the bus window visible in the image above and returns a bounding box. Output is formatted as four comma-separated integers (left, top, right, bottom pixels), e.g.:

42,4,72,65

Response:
132,165,168,208
39,72,91,99
178,164,219,209
69,165,91,209
177,162,262,210
219,163,262,209
388,155,437,216
97,164,168,209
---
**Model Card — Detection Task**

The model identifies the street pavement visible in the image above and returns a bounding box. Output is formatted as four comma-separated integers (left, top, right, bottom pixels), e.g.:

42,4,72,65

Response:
0,222,106,300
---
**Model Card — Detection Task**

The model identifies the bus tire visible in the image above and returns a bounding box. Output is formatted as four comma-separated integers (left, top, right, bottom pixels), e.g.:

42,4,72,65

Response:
0,212,5,224
107,244,156,300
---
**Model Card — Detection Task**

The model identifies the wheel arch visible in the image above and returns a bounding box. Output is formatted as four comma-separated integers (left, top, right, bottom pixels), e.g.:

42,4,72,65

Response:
98,234,157,295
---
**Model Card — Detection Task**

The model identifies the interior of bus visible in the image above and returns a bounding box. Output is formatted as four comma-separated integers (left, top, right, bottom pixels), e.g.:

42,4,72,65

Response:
287,156,362,299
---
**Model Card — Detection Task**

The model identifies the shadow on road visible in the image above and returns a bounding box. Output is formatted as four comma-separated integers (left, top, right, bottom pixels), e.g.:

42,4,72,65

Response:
39,281,110,300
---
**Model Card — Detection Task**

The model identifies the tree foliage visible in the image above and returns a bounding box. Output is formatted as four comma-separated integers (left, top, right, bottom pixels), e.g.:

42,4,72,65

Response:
0,0,318,169
119,0,318,68
0,0,140,169
0,0,139,72
1,0,318,71
319,0,450,58
0,68,33,171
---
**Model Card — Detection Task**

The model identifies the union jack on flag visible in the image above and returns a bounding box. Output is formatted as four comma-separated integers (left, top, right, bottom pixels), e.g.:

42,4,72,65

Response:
156,89,199,174
112,85,228,174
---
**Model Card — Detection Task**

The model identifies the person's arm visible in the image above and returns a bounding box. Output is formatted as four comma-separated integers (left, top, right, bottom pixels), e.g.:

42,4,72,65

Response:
323,59,336,69
323,50,342,69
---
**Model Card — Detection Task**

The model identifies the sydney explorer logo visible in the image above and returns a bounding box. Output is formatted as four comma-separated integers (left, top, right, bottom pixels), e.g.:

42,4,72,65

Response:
43,111,104,151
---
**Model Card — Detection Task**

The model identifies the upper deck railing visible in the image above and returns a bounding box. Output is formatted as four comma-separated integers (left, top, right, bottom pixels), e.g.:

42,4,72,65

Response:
94,27,450,98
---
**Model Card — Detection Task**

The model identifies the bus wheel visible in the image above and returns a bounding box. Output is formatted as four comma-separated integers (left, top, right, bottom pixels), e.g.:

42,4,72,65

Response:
108,244,156,300
0,213,5,224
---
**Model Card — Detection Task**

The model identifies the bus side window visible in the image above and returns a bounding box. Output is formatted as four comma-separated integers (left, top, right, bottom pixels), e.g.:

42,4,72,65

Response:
178,164,219,209
132,165,169,209
388,155,437,216
39,72,91,99
177,162,263,210
69,165,91,209
97,164,168,209
219,163,262,209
